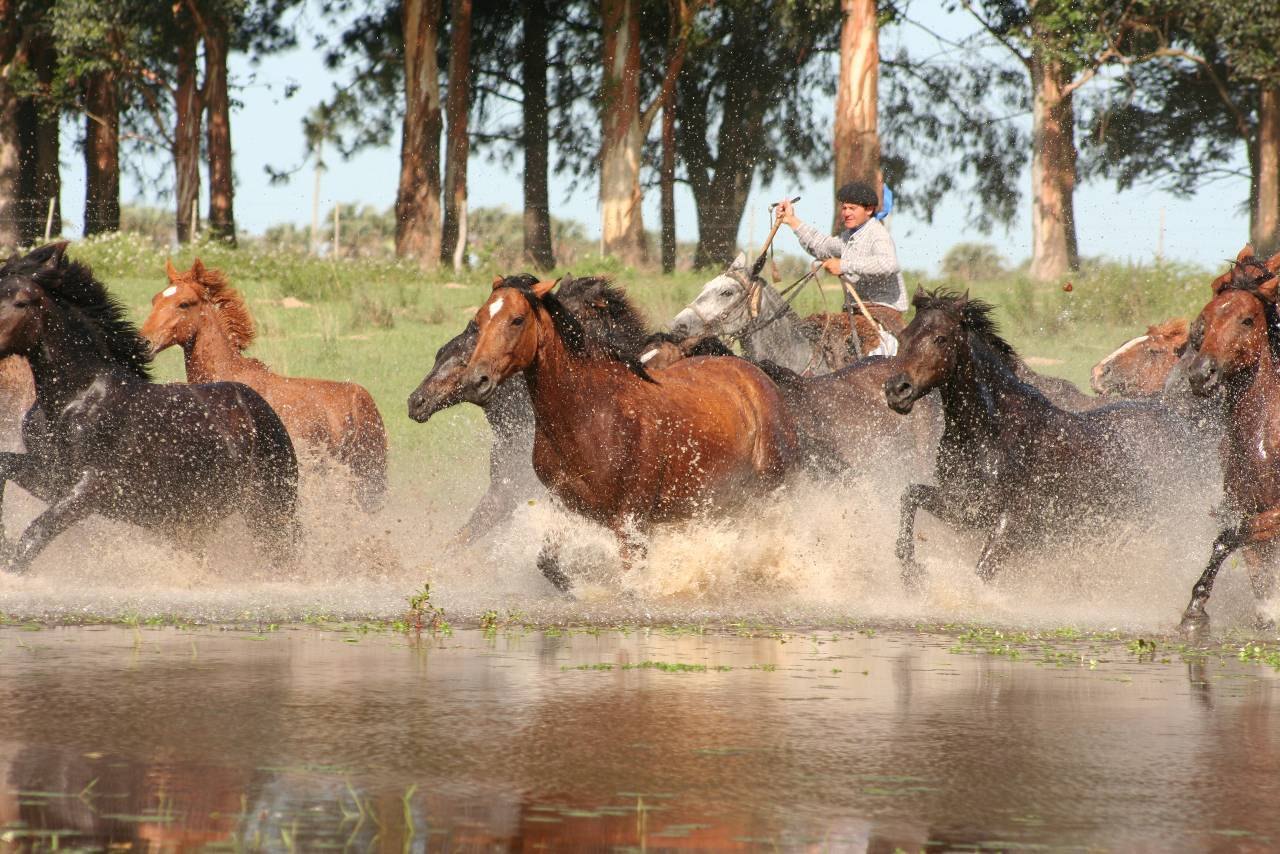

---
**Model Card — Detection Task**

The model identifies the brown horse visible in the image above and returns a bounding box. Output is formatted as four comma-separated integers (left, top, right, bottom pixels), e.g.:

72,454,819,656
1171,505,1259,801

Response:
141,259,388,511
460,274,797,590
0,356,33,450
1091,319,1189,398
1180,248,1280,633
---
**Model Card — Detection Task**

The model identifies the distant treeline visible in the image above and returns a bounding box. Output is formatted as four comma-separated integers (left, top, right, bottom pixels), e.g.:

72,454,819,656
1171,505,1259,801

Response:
0,0,1275,281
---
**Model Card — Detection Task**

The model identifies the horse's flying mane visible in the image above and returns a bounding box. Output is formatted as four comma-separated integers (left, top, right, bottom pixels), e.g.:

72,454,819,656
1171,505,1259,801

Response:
498,273,657,383
912,287,1019,364
1,242,152,378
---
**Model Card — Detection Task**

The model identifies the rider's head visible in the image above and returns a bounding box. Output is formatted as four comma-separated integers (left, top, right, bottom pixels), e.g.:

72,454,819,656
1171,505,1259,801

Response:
836,180,878,231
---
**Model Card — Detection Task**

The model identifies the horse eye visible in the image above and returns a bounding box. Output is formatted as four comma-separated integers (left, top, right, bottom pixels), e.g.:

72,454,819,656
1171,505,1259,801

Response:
511,315,525,327
178,301,195,309
933,335,948,345
1243,316,1255,327
721,289,735,297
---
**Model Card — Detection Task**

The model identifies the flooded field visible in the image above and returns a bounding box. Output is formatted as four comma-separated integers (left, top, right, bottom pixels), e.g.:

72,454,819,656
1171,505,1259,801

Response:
1,623,1278,851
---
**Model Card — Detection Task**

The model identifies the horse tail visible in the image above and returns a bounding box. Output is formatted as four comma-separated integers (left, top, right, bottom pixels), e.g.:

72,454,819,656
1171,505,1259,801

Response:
751,359,803,389
340,385,388,513
235,384,301,563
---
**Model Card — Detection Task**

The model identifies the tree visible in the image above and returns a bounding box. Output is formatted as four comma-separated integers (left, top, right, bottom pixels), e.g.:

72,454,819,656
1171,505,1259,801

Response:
0,0,23,248
833,0,880,230
960,0,1166,281
440,0,472,268
397,0,444,264
520,0,554,269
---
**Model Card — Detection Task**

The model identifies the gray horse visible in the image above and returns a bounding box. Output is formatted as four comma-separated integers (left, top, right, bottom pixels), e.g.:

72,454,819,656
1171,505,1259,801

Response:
670,253,854,375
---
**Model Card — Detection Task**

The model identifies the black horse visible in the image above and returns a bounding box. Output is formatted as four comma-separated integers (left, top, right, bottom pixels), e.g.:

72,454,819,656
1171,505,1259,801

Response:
883,288,1186,587
407,273,651,543
0,242,299,573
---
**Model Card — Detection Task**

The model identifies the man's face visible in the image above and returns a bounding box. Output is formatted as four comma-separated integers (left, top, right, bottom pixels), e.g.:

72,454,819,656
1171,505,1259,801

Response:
840,202,875,230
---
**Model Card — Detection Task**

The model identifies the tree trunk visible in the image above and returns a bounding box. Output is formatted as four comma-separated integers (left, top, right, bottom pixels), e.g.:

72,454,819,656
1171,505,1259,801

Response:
396,0,443,265
832,0,880,232
660,79,677,274
0,0,20,250
520,0,554,270
1028,51,1078,282
174,22,203,244
1253,86,1280,256
84,70,120,236
204,14,236,245
599,0,647,266
32,37,60,241
440,0,472,268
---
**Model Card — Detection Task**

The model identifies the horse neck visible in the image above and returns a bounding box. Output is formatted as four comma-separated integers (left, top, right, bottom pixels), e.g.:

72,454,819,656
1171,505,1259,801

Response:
184,307,258,383
27,309,132,412
524,310,628,441
1225,344,1280,421
742,284,808,369
937,332,1019,439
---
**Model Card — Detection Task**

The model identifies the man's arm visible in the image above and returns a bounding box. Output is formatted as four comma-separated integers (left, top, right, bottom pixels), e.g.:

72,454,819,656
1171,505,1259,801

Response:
775,199,842,260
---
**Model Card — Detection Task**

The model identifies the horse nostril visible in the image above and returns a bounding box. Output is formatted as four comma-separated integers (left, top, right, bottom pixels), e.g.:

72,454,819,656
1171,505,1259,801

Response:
893,380,912,397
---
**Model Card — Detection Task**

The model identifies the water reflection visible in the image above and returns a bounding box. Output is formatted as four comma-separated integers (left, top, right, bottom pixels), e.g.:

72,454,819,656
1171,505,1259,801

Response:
0,626,1277,851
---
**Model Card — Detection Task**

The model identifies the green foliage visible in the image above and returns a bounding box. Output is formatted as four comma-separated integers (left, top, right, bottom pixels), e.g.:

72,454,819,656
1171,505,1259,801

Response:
941,242,1007,282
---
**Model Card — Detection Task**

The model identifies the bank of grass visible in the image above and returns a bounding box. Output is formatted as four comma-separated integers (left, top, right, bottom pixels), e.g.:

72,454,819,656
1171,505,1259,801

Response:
64,233,1220,490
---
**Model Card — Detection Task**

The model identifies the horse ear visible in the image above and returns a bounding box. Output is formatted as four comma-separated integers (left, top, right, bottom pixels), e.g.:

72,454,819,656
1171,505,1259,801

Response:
957,288,971,308
1237,244,1256,262
1265,249,1280,275
491,276,504,290
559,272,575,290
166,258,181,283
40,241,69,269
1257,277,1279,302
191,257,205,279
532,278,557,298
729,251,747,272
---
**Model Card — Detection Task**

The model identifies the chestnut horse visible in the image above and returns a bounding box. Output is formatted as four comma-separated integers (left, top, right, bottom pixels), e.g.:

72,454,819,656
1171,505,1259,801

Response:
141,259,388,511
884,288,1180,588
1091,319,1189,398
459,274,797,590
407,274,652,542
0,356,34,450
1179,249,1280,633
0,243,298,573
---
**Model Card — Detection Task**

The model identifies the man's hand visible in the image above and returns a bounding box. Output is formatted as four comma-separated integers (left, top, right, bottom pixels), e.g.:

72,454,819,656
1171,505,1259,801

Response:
774,199,799,228
821,257,843,277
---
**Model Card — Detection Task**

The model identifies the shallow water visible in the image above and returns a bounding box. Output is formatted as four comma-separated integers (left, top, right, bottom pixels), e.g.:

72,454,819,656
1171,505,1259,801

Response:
1,624,1278,852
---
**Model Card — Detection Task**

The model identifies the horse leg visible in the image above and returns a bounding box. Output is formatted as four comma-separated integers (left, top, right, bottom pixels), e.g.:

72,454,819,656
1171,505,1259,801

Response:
896,483,966,590
1180,526,1247,635
974,510,1015,582
1242,544,1277,632
4,473,102,574
536,533,572,594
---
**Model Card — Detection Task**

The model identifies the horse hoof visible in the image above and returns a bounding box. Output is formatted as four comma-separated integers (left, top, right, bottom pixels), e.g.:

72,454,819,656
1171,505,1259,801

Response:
1179,610,1211,638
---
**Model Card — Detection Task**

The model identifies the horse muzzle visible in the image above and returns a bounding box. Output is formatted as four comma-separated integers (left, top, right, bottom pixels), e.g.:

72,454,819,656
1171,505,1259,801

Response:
883,372,919,414
407,388,442,423
461,370,498,406
1186,355,1220,397
669,309,702,339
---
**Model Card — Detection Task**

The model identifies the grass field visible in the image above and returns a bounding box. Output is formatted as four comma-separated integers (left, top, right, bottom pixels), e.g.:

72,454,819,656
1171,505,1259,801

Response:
61,233,1221,493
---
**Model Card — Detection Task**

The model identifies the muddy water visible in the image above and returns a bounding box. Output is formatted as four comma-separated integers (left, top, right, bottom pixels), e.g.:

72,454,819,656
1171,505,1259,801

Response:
1,625,1277,851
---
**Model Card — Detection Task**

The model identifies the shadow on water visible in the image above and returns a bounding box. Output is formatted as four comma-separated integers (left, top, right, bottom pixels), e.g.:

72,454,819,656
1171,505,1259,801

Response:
1,626,1278,850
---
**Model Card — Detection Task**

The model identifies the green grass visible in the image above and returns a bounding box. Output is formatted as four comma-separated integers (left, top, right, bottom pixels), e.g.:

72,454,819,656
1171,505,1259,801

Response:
62,233,1220,494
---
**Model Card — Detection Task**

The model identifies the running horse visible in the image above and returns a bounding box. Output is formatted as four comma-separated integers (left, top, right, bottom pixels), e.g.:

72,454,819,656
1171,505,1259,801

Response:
1179,248,1280,633
407,275,652,542
0,242,298,573
458,273,797,590
141,259,388,511
1091,319,1189,398
884,288,1169,587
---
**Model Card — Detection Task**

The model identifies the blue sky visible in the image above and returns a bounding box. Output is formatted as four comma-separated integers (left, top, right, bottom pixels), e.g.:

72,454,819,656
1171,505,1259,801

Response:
53,1,1252,274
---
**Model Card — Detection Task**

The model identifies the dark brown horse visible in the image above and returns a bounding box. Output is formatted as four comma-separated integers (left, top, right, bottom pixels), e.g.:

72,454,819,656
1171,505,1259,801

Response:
1091,319,1189,398
1179,249,1280,633
141,259,387,511
884,288,1173,588
0,243,298,573
458,274,797,590
407,274,652,542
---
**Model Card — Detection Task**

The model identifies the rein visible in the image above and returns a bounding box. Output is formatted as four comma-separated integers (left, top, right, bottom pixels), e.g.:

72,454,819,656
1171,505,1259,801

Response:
718,268,816,346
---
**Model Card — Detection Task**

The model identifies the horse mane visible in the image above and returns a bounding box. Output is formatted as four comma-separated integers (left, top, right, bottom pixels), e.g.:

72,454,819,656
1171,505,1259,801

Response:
558,274,650,355
2,243,151,378
498,274,656,383
188,263,257,350
912,288,1019,366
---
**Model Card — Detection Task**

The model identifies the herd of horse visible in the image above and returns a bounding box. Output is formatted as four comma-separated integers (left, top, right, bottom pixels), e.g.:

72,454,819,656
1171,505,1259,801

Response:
2,240,1279,635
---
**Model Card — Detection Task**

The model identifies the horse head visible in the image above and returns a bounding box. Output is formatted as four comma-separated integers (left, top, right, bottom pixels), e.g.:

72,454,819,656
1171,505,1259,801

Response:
141,258,255,356
407,321,478,422
0,242,66,358
1188,249,1280,396
884,287,971,413
461,274,556,405
669,252,758,339
1090,318,1189,398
